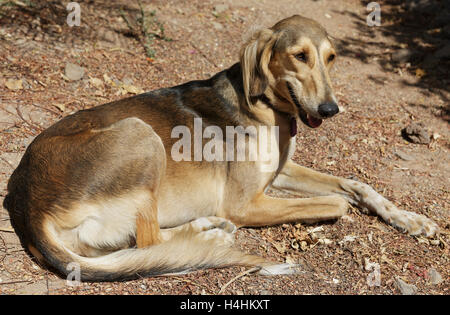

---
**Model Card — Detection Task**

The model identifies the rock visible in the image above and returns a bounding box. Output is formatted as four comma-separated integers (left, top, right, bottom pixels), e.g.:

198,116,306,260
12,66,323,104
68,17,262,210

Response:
214,4,229,14
395,277,418,295
391,48,418,63
434,44,450,59
102,30,117,43
424,44,450,68
428,268,443,285
212,22,224,31
402,123,430,144
431,11,450,27
442,25,450,38
394,150,414,161
65,63,85,81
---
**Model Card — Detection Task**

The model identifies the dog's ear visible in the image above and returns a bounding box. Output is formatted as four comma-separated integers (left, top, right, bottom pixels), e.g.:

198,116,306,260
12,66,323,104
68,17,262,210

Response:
240,29,277,105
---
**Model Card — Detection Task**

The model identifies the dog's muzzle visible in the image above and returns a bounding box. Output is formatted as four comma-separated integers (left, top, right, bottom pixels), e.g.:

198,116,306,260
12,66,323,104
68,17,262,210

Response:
318,102,339,118
287,82,322,128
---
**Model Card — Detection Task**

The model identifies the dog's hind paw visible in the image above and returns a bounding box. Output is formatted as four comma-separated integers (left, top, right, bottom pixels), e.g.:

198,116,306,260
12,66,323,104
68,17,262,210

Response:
388,209,439,238
259,263,303,276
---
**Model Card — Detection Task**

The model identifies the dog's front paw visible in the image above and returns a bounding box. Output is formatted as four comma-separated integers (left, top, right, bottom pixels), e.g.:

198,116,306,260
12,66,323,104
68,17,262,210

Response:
388,209,439,238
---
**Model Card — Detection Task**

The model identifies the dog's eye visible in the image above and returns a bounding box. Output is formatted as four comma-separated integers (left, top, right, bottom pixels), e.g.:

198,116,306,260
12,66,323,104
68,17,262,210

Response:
328,54,336,63
295,52,307,63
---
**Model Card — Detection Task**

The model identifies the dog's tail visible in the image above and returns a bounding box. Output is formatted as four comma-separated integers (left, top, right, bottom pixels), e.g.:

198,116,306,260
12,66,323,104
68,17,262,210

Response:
30,217,269,282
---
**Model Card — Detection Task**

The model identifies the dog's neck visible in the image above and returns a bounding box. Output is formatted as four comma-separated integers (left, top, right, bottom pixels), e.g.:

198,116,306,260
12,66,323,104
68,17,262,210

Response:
258,94,297,137
221,63,296,135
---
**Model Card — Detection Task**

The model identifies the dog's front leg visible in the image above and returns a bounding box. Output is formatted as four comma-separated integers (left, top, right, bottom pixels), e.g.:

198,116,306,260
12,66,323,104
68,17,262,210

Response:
227,194,349,227
271,160,439,237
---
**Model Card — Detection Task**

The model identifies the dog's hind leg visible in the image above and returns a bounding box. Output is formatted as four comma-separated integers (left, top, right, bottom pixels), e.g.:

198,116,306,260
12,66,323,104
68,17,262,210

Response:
136,200,161,248
58,117,168,254
270,160,439,237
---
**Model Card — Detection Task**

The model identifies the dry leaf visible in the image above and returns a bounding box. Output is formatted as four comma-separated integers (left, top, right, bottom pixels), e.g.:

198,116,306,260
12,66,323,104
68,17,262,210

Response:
103,73,113,85
285,256,296,265
300,241,308,251
272,241,286,254
54,103,66,112
90,77,103,89
415,68,426,78
5,78,23,90
122,84,144,94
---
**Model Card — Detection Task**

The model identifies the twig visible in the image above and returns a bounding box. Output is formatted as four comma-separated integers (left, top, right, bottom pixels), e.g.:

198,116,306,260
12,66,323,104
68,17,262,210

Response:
217,267,260,294
0,280,32,286
189,41,219,69
400,103,415,118
16,105,42,132
0,227,14,233
31,103,62,117
0,156,15,170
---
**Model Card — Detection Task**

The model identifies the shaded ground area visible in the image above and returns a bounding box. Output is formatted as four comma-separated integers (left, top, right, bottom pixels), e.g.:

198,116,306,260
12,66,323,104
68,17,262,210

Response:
0,0,448,294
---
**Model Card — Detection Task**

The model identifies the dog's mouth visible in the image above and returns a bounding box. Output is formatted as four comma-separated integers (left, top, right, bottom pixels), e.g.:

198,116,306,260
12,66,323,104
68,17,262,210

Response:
286,82,322,129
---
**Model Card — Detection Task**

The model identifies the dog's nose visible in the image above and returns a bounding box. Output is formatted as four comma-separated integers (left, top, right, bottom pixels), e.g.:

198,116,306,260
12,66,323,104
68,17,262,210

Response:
318,102,339,118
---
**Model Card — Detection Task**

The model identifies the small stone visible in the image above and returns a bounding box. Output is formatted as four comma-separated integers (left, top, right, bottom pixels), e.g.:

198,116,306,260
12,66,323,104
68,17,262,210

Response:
394,150,414,161
395,277,417,295
433,44,450,59
214,4,229,14
428,268,443,285
212,22,223,31
424,44,450,68
392,48,418,63
402,123,430,144
102,30,117,43
65,63,85,81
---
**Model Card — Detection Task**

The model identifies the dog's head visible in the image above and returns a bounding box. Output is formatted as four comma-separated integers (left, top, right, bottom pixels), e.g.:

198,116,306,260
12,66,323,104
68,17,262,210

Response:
240,15,338,128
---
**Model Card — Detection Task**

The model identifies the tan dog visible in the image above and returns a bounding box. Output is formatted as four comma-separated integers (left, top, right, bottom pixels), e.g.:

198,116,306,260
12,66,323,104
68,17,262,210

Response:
3,15,438,281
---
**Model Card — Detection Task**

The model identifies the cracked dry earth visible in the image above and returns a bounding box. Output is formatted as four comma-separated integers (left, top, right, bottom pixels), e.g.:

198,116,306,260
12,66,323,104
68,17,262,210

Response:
0,0,449,295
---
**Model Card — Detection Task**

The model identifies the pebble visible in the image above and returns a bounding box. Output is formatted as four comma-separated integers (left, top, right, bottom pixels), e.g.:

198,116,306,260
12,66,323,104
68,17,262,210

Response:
391,48,418,63
395,277,417,295
424,44,450,68
428,268,443,285
394,150,414,161
65,63,85,81
402,123,430,144
212,22,224,31
214,4,229,14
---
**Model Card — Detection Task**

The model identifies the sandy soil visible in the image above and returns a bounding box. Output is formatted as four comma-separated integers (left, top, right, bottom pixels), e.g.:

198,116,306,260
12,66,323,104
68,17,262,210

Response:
0,0,448,295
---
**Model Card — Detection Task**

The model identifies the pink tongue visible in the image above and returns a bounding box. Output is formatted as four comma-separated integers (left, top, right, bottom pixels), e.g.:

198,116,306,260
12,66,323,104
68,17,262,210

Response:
308,115,323,128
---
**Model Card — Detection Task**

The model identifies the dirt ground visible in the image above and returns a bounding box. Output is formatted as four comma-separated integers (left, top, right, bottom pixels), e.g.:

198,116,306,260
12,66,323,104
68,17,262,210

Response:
0,0,448,295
